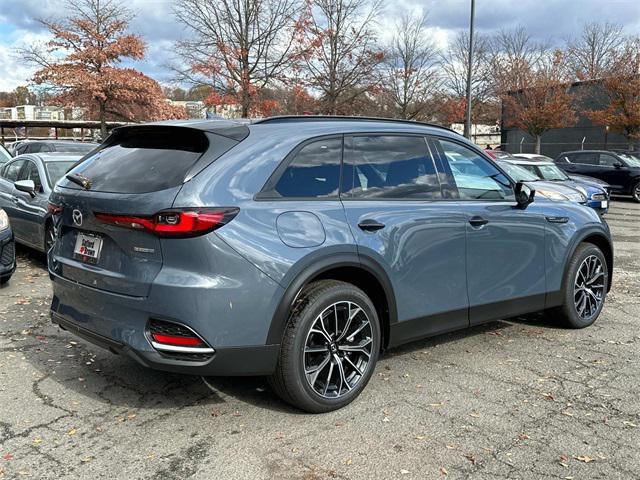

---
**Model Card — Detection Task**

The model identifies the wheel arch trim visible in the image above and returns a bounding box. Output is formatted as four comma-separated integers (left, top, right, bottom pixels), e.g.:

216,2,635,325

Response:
265,247,397,346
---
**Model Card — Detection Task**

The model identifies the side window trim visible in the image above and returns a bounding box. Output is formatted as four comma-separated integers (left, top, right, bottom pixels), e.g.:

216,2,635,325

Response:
256,134,344,200
341,132,444,201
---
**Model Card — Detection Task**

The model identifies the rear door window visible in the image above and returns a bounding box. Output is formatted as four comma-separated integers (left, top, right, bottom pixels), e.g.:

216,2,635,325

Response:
573,153,598,165
66,128,212,194
343,135,441,199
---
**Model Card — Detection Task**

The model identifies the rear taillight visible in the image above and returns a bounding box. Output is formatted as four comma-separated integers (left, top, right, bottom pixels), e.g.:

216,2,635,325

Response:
95,208,239,238
48,203,63,215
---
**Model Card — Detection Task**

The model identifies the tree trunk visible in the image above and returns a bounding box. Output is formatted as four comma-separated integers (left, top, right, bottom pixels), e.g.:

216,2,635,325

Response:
99,101,107,140
535,135,542,154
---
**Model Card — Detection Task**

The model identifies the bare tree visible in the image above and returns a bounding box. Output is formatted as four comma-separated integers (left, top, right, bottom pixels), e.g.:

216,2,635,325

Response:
489,26,549,94
440,31,492,120
382,12,440,120
301,0,384,115
565,22,625,80
173,0,305,117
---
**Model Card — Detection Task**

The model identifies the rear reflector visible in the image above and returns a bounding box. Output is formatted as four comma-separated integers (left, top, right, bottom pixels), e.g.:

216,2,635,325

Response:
151,333,204,347
147,318,215,355
95,207,239,238
48,203,63,215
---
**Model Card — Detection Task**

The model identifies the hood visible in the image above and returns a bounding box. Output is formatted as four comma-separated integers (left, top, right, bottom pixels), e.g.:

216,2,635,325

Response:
568,174,610,188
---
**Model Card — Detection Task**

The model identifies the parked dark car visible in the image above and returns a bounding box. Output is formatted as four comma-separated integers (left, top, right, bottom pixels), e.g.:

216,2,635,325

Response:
48,117,613,412
0,153,81,253
556,150,640,202
10,140,98,156
0,208,16,285
504,157,609,213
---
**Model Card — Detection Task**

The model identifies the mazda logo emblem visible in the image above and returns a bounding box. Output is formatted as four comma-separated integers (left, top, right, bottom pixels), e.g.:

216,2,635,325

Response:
72,209,83,227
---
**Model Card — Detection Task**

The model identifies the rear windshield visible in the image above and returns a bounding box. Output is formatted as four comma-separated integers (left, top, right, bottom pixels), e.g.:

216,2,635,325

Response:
66,128,209,193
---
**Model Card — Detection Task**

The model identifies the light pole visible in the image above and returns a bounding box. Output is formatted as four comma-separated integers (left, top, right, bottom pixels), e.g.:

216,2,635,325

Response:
464,0,475,140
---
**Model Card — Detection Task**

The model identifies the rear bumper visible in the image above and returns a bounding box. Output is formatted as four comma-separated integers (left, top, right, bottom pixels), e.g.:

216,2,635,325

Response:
52,311,280,376
48,231,285,376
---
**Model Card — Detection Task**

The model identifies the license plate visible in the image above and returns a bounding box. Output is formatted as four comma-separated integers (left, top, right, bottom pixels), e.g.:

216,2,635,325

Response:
601,200,608,208
74,233,103,264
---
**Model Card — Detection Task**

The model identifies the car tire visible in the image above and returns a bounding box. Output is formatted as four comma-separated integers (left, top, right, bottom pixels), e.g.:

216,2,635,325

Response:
552,243,608,329
269,280,381,413
0,275,10,286
45,222,56,254
632,181,640,203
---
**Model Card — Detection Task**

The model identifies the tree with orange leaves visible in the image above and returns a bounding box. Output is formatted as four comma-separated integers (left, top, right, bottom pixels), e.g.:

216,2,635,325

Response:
587,38,640,149
502,51,576,154
22,0,185,138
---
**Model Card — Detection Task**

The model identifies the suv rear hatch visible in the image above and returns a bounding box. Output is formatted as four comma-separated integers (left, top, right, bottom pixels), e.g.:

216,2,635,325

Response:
49,123,245,297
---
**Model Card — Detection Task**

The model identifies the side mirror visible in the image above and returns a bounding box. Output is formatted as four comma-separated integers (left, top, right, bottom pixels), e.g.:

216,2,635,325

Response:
515,181,535,209
14,179,36,198
613,162,623,169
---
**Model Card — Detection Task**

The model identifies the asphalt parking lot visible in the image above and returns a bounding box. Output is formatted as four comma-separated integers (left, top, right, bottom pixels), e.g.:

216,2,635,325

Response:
1,200,639,480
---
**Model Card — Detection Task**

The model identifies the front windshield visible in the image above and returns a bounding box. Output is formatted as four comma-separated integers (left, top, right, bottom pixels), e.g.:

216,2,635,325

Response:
45,161,77,187
620,153,640,167
497,162,540,182
537,164,569,181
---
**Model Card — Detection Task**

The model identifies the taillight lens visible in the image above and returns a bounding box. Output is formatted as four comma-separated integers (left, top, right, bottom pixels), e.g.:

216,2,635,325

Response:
48,203,63,215
95,208,239,238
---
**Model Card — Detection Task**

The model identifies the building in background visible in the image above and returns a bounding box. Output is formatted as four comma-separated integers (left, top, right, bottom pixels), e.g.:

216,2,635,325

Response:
450,123,501,148
501,80,629,158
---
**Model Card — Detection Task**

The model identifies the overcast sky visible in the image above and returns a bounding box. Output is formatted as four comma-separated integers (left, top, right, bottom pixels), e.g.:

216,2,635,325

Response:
0,0,639,91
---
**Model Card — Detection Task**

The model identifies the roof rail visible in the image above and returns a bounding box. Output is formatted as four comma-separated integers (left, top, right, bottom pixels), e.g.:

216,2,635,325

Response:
253,115,459,134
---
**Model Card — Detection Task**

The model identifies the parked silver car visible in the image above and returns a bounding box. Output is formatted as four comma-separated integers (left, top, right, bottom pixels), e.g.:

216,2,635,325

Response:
0,153,81,252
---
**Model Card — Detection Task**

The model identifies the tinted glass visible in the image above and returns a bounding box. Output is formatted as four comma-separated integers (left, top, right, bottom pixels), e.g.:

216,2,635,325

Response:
2,160,24,182
19,161,43,191
438,140,514,201
67,128,209,194
573,152,598,165
497,162,540,182
45,161,76,188
344,136,441,199
599,154,619,167
0,145,11,164
51,142,99,153
274,138,342,198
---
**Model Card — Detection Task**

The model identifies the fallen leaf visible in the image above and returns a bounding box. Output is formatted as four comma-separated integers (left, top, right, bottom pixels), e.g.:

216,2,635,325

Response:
2,454,13,461
464,454,477,464
440,466,448,475
68,428,77,436
400,469,410,474
575,455,595,463
33,437,42,445
345,458,353,466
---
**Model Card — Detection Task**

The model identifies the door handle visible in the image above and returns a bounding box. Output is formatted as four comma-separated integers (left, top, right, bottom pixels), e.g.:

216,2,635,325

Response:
469,216,489,227
11,196,19,204
358,219,385,232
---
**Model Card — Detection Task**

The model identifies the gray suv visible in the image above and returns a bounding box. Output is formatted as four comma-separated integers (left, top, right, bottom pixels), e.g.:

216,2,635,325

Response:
48,117,613,412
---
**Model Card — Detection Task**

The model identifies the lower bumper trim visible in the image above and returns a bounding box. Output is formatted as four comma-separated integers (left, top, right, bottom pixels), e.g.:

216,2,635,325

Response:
51,312,280,376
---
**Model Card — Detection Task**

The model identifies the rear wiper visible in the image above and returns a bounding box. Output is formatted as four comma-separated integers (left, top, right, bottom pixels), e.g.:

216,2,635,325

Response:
66,173,92,190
